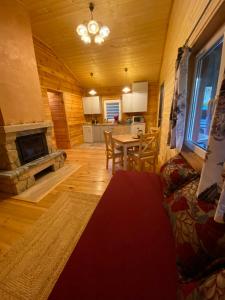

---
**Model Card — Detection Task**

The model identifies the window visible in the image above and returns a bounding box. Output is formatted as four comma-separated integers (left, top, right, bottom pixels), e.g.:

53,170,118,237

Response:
187,26,225,157
104,100,121,122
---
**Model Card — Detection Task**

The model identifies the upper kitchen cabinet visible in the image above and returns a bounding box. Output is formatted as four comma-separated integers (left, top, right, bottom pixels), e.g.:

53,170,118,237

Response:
132,81,148,112
122,82,148,113
122,93,133,113
82,96,101,114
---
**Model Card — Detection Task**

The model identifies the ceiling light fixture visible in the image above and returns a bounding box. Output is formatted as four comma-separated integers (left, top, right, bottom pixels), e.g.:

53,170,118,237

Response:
89,89,97,96
76,2,110,45
122,68,131,94
88,72,97,96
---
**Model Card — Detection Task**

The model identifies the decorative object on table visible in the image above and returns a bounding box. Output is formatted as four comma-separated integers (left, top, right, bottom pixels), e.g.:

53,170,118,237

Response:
167,46,191,151
137,129,143,138
114,115,119,123
76,2,110,45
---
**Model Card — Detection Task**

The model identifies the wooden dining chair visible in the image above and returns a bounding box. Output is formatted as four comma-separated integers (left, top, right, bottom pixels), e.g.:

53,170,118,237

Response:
128,133,158,172
104,131,123,174
148,127,160,164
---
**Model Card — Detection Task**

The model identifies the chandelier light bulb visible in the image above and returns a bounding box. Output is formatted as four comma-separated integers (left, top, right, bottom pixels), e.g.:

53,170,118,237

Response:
122,86,131,94
94,35,104,44
76,24,88,36
88,20,99,35
89,89,97,96
81,34,91,44
99,26,110,38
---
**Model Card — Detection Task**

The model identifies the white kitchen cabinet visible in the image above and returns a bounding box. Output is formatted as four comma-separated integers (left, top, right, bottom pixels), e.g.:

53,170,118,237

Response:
83,125,93,142
132,81,148,112
93,126,101,142
83,125,132,143
122,82,148,113
82,96,101,114
122,93,133,113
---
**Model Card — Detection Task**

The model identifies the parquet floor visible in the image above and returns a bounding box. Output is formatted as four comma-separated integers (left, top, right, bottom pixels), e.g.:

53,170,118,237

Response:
0,144,112,256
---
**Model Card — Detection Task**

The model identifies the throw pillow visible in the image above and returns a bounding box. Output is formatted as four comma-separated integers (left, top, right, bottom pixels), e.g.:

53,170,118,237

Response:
160,154,199,197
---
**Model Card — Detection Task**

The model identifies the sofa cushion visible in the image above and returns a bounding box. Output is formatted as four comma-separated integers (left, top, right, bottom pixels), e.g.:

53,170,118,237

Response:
160,154,199,197
164,178,225,281
178,268,225,300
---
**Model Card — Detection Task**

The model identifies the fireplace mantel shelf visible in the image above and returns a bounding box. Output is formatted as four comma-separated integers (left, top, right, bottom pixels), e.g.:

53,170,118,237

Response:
0,122,53,134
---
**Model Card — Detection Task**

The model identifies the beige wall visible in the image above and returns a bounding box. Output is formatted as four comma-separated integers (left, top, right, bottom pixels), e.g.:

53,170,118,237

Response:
158,0,224,165
0,0,43,126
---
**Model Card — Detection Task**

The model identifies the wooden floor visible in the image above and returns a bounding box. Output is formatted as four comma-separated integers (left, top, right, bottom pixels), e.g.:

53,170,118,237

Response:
0,144,112,256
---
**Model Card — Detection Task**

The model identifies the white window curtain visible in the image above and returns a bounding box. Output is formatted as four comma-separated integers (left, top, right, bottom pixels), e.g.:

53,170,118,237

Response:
168,46,191,151
196,71,225,223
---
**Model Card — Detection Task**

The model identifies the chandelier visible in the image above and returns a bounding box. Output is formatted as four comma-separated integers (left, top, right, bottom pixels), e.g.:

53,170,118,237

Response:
76,2,110,45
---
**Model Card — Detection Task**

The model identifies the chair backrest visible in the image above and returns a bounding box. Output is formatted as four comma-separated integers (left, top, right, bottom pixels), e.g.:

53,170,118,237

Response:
138,133,157,156
149,127,160,137
104,131,113,153
149,127,160,154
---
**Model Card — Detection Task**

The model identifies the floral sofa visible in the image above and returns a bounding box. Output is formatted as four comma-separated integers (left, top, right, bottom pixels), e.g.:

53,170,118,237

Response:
49,154,225,300
161,155,225,300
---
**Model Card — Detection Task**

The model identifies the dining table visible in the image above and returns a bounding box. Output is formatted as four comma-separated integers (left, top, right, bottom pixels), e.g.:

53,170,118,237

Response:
112,134,140,170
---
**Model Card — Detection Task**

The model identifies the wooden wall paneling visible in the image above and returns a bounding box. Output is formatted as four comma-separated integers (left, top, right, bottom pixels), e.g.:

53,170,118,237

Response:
47,91,71,149
33,37,85,147
143,83,159,130
158,0,224,166
63,93,85,146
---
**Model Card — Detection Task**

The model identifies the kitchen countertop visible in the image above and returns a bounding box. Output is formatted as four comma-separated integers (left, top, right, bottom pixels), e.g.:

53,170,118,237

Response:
83,123,131,126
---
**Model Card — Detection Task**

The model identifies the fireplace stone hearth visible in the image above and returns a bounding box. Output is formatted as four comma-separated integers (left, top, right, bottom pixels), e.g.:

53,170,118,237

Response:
0,122,66,195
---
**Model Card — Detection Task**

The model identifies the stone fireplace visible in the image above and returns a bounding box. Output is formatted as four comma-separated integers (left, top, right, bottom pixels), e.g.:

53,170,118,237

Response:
0,122,66,195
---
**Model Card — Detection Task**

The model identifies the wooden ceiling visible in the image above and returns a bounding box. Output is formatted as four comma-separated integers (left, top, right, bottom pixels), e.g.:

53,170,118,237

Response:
22,0,173,88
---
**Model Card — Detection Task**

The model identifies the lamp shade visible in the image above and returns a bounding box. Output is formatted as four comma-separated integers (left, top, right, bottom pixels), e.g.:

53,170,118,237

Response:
88,20,99,34
89,89,97,96
99,26,110,38
94,35,104,44
122,86,131,94
76,24,88,36
81,34,91,44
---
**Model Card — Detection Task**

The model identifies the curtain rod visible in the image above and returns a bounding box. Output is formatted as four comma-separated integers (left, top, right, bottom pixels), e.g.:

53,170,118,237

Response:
184,0,212,47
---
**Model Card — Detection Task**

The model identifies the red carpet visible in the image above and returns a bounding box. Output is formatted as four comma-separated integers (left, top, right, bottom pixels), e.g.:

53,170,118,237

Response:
49,171,178,300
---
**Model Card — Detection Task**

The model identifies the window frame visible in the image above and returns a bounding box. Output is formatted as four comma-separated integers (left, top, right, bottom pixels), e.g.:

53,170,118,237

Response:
185,24,225,159
104,99,122,122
